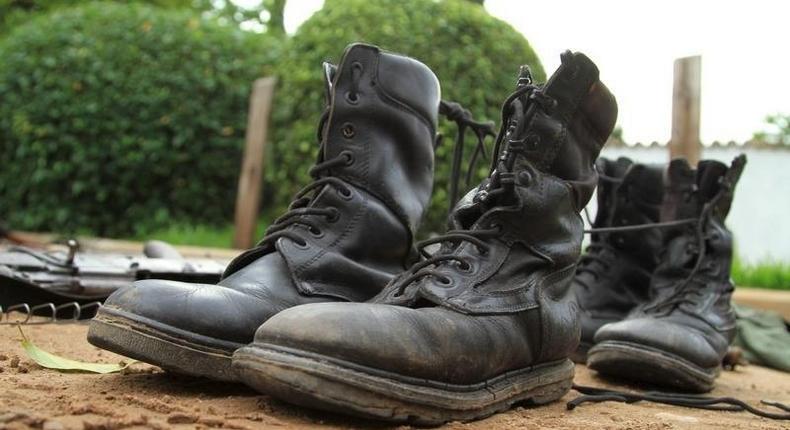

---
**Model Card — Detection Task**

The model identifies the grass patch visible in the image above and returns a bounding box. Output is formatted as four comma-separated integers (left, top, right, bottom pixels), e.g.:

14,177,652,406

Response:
733,257,790,290
134,220,269,249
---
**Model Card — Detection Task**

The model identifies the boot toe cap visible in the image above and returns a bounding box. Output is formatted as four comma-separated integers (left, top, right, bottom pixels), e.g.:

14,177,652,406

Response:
251,302,536,385
593,318,722,368
103,279,275,345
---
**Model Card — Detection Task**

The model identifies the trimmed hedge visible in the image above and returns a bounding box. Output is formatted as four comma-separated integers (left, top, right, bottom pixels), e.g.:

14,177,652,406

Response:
267,0,545,234
0,3,276,235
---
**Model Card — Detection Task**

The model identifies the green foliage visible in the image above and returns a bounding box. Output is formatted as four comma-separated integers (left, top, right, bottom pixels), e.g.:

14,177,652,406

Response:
733,257,790,290
753,113,790,146
269,0,544,234
0,3,276,236
0,0,194,33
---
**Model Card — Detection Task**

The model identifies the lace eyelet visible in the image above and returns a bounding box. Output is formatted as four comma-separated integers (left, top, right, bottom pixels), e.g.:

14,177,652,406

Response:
342,123,355,139
338,187,353,200
292,238,309,250
326,207,340,223
345,92,359,104
340,150,354,165
438,276,452,286
518,170,532,185
458,261,472,272
309,226,324,238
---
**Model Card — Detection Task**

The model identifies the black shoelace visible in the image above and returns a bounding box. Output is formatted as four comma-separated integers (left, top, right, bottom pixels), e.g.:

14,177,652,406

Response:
569,384,790,420
391,66,556,296
438,100,496,212
392,225,502,296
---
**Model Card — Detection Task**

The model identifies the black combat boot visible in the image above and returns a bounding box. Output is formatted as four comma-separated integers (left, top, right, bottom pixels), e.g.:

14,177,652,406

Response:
588,155,746,392
232,52,617,424
87,43,444,381
572,158,665,362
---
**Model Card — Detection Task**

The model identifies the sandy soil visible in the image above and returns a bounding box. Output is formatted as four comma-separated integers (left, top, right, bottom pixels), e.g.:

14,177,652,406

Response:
1,322,788,430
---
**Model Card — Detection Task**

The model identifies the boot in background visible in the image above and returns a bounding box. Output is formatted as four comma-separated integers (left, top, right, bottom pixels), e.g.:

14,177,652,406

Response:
572,158,665,362
588,155,747,392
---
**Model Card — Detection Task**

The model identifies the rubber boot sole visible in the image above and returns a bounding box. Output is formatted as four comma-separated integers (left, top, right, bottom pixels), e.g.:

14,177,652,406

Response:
587,340,719,393
232,343,574,425
87,306,242,382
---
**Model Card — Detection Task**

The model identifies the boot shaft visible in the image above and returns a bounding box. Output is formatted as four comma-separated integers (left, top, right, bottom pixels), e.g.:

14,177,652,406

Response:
323,43,440,233
377,51,617,320
224,44,442,301
657,156,746,280
591,157,633,231
605,160,665,268
501,52,617,212
644,156,747,328
573,158,665,321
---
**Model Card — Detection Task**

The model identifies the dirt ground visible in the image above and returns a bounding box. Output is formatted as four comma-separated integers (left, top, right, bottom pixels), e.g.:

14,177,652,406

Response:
1,322,788,430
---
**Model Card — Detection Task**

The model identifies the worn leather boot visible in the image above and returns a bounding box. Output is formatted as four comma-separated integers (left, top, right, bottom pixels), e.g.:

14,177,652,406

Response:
87,43,442,381
232,52,617,424
572,158,665,362
588,155,746,392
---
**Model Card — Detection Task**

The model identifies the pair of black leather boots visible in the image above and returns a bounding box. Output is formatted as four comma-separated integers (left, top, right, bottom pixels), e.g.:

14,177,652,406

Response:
573,154,746,392
87,43,618,424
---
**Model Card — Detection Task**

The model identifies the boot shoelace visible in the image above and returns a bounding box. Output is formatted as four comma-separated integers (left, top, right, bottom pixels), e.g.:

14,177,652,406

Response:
256,93,494,251
391,65,557,296
438,100,496,212
392,226,502,296
568,384,790,420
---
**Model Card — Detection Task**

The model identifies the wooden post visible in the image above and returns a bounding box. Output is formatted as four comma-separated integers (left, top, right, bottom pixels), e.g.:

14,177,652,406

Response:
669,55,701,165
233,77,277,249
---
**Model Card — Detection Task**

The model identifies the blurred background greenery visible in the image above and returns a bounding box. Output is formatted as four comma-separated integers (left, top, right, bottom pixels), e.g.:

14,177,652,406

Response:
0,0,786,289
0,0,541,237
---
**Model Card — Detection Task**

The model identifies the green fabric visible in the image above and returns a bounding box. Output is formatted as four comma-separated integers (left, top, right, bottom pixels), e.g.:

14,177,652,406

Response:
733,304,790,372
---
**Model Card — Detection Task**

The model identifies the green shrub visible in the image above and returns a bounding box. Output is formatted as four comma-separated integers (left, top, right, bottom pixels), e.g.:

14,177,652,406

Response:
267,0,544,234
0,2,277,236
0,1,196,35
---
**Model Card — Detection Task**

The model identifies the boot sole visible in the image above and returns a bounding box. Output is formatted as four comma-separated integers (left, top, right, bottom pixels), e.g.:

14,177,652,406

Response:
87,307,242,382
232,343,574,425
587,340,719,392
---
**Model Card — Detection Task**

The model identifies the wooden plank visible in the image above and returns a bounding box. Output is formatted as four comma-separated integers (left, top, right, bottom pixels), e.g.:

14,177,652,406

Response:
734,288,790,320
233,77,277,249
669,55,702,165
